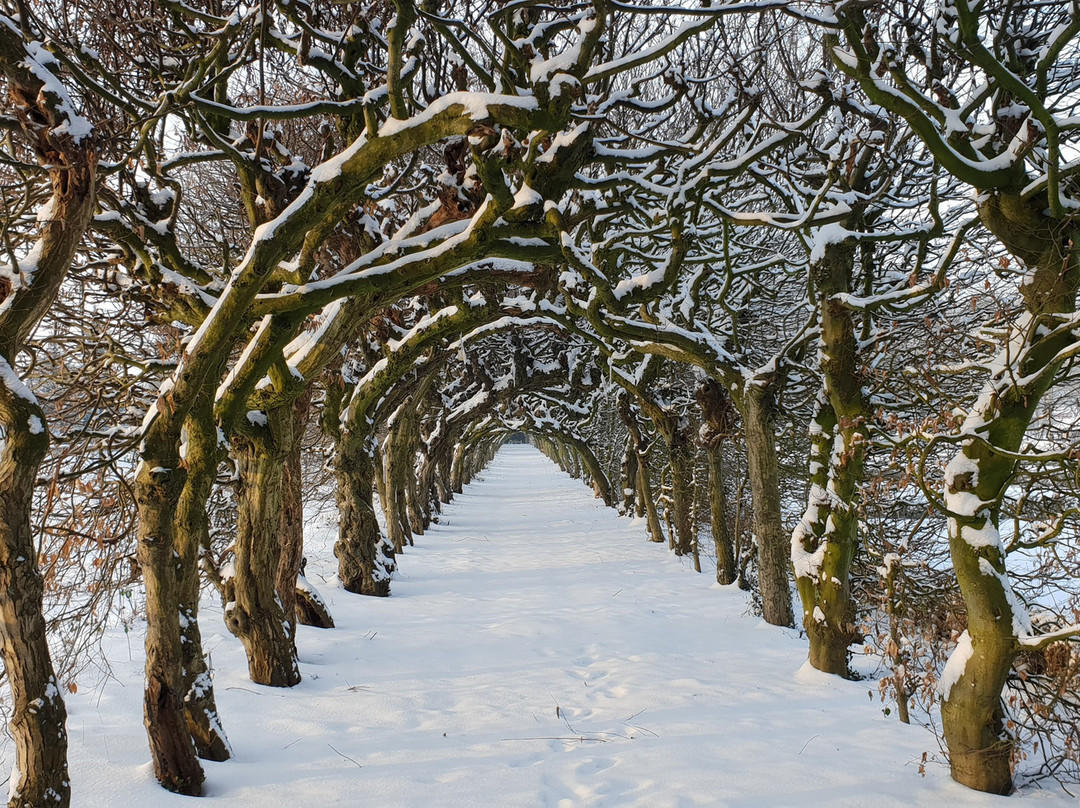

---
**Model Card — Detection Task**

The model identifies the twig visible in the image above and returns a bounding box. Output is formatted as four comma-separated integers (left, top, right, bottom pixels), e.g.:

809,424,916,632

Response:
798,734,820,754
328,743,363,767
499,735,612,743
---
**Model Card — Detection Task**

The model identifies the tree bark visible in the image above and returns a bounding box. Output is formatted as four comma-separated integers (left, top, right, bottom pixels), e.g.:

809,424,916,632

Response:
618,442,638,516
295,564,336,629
564,435,613,506
275,392,315,629
742,382,794,628
706,448,737,585
174,392,231,760
617,393,664,542
336,431,395,596
450,441,466,493
933,192,1080,794
382,404,418,551
0,389,70,808
226,409,301,688
791,396,860,675
134,448,205,794
791,239,868,676
667,426,695,556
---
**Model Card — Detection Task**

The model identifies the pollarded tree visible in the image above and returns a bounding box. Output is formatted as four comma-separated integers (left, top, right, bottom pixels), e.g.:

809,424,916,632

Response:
830,0,1080,793
696,377,739,584
708,66,968,675
94,0,654,787
0,13,97,806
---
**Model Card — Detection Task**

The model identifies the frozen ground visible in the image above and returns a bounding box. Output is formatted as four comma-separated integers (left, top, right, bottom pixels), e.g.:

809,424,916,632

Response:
59,444,1072,806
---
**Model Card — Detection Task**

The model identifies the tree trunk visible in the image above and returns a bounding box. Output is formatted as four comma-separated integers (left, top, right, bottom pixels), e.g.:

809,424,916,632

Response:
174,393,231,760
668,427,694,556
382,416,412,553
0,388,70,807
940,436,1025,794
450,441,466,493
0,38,98,801
742,383,794,628
403,413,427,536
226,410,301,688
637,459,664,543
566,436,614,506
936,195,1080,795
416,446,440,530
617,393,664,542
134,439,205,794
435,441,453,504
618,442,637,515
336,431,395,596
706,447,737,585
392,409,419,545
275,392,314,629
295,565,336,629
791,239,868,676
791,396,860,675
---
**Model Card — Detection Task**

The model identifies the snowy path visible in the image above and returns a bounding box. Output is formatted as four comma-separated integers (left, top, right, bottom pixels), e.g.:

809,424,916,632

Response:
64,445,1067,806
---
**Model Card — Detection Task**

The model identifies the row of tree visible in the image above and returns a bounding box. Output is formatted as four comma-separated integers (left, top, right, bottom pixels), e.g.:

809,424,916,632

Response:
0,0,1077,804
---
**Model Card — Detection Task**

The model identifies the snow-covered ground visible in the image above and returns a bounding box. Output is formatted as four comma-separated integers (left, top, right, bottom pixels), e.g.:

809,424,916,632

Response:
61,444,1071,806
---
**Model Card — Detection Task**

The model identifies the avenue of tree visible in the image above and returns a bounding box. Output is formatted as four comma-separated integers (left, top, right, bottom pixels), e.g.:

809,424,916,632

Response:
0,0,1078,804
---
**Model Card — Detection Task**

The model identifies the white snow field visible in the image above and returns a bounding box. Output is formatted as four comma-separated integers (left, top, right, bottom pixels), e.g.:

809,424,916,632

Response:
63,444,1072,806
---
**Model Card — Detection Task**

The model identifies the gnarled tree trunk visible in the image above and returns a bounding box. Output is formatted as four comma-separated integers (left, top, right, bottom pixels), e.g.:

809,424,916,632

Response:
791,238,868,676
275,391,326,629
135,445,205,794
696,378,738,585
741,381,794,628
336,430,395,596
174,392,231,760
0,26,99,801
938,193,1080,794
226,408,301,687
0,390,70,808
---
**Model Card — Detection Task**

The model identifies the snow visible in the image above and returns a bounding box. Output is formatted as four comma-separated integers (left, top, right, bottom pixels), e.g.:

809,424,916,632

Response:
808,222,852,264
938,630,973,702
23,42,94,143
0,355,38,404
57,447,1073,805
378,92,538,140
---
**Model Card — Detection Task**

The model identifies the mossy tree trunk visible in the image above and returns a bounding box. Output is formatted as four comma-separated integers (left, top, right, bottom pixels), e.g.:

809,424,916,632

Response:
791,395,862,675
0,388,71,808
134,439,205,794
382,402,418,552
938,194,1080,795
275,391,316,629
335,429,395,596
173,389,231,760
226,408,301,687
791,239,868,676
741,380,795,628
0,26,98,803
617,394,664,543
